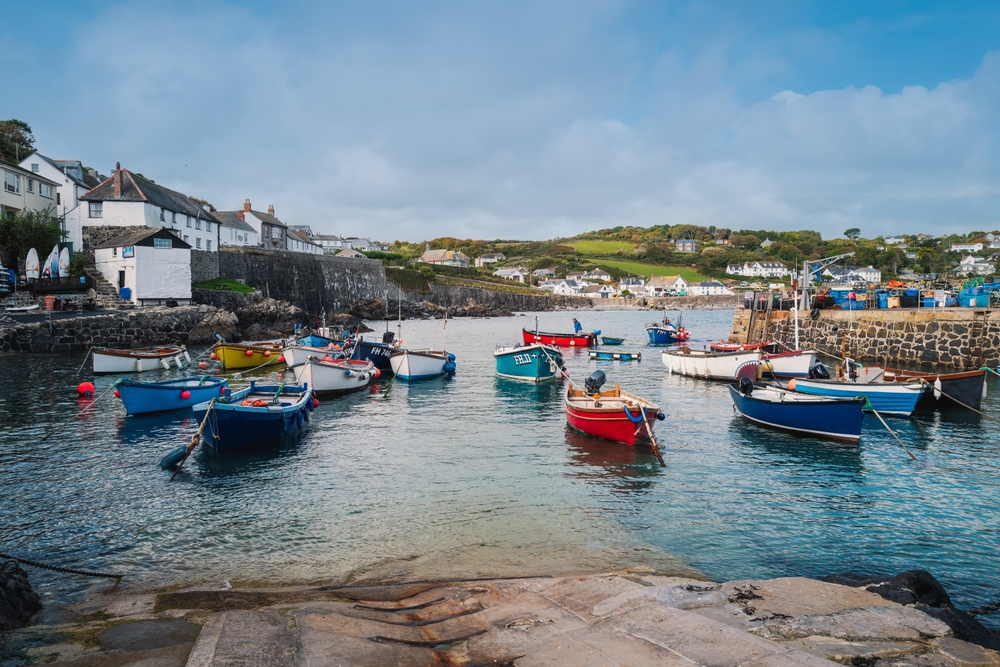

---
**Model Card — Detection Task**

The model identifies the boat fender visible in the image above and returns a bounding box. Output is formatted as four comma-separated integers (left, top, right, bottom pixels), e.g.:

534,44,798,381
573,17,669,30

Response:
739,377,754,396
656,412,666,421
593,330,601,337
810,308,821,320
623,405,644,424
447,352,456,362
787,379,797,390
160,446,187,468
77,382,95,398
374,368,381,379
296,411,303,429
245,349,254,356
443,361,457,374
221,386,228,396
311,397,320,409
345,369,353,377
184,350,191,363
933,378,942,400
156,358,169,370
303,410,309,422
174,355,184,369
114,389,120,398
180,390,191,400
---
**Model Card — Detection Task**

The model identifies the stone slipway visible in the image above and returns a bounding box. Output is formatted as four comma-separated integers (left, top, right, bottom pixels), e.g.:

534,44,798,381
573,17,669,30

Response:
5,572,999,667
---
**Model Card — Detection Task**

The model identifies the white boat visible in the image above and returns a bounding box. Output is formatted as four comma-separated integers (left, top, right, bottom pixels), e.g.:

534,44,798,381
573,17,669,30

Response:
283,344,344,369
93,346,190,374
292,356,377,394
388,349,456,381
761,349,821,378
661,347,761,381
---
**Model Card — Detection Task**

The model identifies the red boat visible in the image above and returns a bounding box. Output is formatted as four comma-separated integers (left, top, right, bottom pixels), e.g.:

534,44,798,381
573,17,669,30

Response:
522,328,596,347
565,372,663,445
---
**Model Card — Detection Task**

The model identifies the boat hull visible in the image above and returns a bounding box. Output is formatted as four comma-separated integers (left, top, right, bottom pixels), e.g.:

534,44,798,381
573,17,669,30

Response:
494,344,563,382
117,376,228,415
350,339,398,372
884,368,987,411
283,345,344,369
194,382,312,452
293,358,376,394
522,329,595,347
93,347,189,374
601,336,625,345
729,385,863,442
661,348,760,381
589,351,641,361
565,386,660,446
788,378,925,417
646,326,687,345
215,343,285,370
761,350,820,378
389,349,454,381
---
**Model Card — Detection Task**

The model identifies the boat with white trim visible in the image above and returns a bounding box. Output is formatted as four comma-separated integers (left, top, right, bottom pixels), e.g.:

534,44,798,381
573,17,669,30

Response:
116,376,228,415
389,349,457,381
193,380,313,453
786,376,926,417
661,347,760,381
93,346,190,374
565,371,664,446
293,356,379,395
494,343,563,382
729,379,864,442
709,341,820,379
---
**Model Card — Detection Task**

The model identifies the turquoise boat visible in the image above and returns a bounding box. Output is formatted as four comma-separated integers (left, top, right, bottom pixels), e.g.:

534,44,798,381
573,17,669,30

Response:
494,343,564,382
589,350,641,361
601,336,625,345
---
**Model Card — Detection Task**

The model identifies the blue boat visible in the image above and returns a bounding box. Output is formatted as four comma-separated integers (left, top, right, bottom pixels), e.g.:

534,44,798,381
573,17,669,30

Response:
117,376,229,415
601,336,626,345
589,350,641,361
729,381,864,442
787,377,926,417
646,321,691,346
494,343,563,382
348,335,399,374
296,334,335,347
193,381,313,453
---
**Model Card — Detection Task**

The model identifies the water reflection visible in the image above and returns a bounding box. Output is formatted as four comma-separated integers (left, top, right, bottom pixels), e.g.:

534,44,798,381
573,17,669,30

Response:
564,428,661,492
728,418,865,475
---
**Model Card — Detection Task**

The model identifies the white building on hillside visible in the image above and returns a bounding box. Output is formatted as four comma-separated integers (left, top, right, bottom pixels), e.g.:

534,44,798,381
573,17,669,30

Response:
956,255,995,276
727,261,789,278
214,210,259,247
951,243,984,252
475,253,506,267
552,280,584,295
287,228,323,254
690,280,734,296
494,267,526,283
93,227,191,306
580,284,619,298
313,234,344,254
0,159,60,223
646,275,687,296
583,268,611,282
19,153,104,239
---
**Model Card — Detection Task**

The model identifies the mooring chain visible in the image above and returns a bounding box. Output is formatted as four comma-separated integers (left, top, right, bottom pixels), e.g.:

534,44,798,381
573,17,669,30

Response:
968,599,1000,617
0,552,123,579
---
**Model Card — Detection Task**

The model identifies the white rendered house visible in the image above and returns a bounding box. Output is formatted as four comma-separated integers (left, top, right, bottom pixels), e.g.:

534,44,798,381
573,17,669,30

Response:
18,152,104,242
214,210,260,247
93,227,192,306
0,159,60,221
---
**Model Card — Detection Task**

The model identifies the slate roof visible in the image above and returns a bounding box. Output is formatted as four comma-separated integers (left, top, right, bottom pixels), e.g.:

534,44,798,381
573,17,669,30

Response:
0,159,60,185
95,227,191,250
213,210,256,234
81,169,219,223
287,228,318,246
248,210,287,229
51,158,103,188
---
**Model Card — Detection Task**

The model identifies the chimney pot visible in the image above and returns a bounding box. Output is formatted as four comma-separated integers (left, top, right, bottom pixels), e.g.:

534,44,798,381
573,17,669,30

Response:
244,199,251,212
268,205,274,215
113,163,122,198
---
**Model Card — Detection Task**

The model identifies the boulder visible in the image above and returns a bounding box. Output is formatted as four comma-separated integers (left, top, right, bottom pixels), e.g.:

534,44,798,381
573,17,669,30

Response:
189,310,240,344
235,298,307,338
0,565,41,630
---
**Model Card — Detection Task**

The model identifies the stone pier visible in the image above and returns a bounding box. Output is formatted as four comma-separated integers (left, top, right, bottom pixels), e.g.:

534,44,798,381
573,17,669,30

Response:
730,308,1000,370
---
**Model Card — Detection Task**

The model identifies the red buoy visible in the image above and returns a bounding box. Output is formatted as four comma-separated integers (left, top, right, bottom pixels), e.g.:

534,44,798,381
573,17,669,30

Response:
245,349,254,357
312,398,320,408
277,355,285,363
220,386,227,395
210,352,219,360
264,350,271,357
198,361,209,370
180,390,191,400
113,389,120,398
77,381,95,398
373,368,381,379
323,355,333,362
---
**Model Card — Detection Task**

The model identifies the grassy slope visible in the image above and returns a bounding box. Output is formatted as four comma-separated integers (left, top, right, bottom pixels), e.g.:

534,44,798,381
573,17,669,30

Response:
567,240,636,255
597,259,709,283
192,278,257,293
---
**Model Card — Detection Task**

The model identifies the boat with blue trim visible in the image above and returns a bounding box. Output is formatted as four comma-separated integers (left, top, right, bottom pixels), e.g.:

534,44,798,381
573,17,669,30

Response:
117,376,229,415
293,356,378,395
389,349,456,381
348,333,400,373
729,379,864,442
494,343,563,382
192,381,313,452
786,377,926,417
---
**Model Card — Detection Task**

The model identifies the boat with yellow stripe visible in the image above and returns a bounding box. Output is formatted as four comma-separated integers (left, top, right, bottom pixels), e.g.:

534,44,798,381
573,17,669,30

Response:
213,340,286,370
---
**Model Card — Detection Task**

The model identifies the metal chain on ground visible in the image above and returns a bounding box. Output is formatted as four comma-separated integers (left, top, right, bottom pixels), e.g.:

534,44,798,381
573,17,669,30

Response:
0,552,123,579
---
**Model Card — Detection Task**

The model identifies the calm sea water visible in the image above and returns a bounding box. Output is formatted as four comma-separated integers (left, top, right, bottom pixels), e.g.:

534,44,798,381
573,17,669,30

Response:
2,309,999,625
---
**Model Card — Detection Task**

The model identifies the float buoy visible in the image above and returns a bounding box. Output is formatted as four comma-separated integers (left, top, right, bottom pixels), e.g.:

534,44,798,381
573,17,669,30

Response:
277,355,285,363
245,349,254,357
77,382,95,398
114,389,120,398
198,361,209,370
264,350,271,357
374,369,381,379
180,390,191,400
220,386,227,395
210,352,219,360
312,398,320,408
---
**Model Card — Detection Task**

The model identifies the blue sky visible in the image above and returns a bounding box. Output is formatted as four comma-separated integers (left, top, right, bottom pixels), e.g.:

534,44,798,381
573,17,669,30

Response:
3,1,998,241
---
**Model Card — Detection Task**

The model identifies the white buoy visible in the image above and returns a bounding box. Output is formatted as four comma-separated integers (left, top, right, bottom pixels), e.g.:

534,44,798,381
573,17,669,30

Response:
183,350,191,363
933,378,942,400
983,379,988,401
174,355,184,369
137,358,144,373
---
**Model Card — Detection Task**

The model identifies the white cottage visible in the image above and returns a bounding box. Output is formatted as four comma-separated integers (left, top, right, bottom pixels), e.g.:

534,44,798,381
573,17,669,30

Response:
213,210,259,247
18,152,104,242
94,227,191,306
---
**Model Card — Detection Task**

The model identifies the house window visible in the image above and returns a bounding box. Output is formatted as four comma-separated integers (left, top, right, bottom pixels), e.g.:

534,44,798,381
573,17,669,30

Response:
195,219,201,230
88,202,103,217
40,183,52,198
186,216,191,228
4,172,19,194
263,226,271,238
183,235,189,242
171,211,176,224
112,247,118,257
26,178,34,193
206,240,212,251
154,238,172,249
160,208,165,221
196,238,202,249
31,163,39,172
56,193,60,205
205,221,211,232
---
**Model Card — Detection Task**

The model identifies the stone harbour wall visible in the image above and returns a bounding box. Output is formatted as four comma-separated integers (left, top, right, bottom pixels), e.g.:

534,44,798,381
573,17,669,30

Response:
730,308,1000,369
191,287,260,312
647,294,740,310
414,284,595,312
190,249,220,283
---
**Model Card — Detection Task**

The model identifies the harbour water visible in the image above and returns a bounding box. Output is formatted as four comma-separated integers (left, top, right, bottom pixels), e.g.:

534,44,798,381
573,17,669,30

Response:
2,309,999,626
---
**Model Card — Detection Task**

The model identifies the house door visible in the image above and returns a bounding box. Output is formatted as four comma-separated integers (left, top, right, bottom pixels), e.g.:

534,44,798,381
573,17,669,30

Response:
118,271,125,288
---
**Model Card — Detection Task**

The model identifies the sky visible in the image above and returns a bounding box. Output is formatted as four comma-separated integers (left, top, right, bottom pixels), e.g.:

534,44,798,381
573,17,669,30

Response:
2,1,999,242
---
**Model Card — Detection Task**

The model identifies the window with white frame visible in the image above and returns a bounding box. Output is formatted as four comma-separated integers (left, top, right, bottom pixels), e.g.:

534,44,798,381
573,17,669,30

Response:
40,183,52,198
88,202,103,217
112,247,118,257
195,219,201,230
205,221,211,233
206,240,212,251
183,235,189,242
31,163,39,172
263,226,271,238
186,216,191,227
172,211,177,224
196,238,202,249
26,178,34,193
153,238,172,248
4,171,19,194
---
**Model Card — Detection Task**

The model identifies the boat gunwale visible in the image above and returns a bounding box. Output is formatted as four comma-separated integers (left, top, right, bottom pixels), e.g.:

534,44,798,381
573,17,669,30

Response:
93,346,187,359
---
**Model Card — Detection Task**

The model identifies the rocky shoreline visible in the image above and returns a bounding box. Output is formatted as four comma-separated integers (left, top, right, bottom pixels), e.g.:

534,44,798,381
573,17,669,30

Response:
3,568,998,666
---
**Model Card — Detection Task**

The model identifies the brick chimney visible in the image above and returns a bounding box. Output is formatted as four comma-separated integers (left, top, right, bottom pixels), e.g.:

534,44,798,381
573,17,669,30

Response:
267,205,274,215
237,210,245,220
244,199,251,212
113,162,122,198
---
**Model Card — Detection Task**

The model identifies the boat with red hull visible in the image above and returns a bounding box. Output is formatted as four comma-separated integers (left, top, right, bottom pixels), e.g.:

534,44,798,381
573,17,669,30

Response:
522,328,596,347
565,371,664,445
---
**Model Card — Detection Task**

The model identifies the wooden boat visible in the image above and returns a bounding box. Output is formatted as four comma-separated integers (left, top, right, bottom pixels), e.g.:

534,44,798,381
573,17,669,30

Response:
601,336,625,345
193,380,313,452
565,371,664,445
589,350,641,361
389,349,456,381
348,335,399,373
283,344,345,369
293,356,378,395
661,347,760,381
93,346,190,374
786,377,925,417
729,380,864,442
709,341,819,378
646,322,691,345
494,343,564,382
213,341,285,370
883,368,987,411
117,376,228,415
522,328,596,347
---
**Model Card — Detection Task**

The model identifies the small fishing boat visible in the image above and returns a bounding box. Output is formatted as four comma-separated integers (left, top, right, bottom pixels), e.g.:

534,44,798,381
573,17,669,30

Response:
601,336,625,345
708,341,819,378
786,377,926,417
293,356,378,395
5,304,39,313
348,334,400,373
117,376,228,415
565,371,664,445
661,347,760,381
213,341,285,370
646,322,690,346
494,343,564,382
729,379,864,442
590,350,641,361
883,367,987,411
283,344,345,369
296,333,336,348
521,328,597,347
93,346,190,374
389,349,456,381
193,380,313,453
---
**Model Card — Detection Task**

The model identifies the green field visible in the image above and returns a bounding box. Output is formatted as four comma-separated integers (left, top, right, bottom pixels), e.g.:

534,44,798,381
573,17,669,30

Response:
596,260,709,283
566,240,635,255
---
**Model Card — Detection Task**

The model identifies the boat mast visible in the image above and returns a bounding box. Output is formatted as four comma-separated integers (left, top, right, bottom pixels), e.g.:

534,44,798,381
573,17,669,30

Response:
793,267,800,350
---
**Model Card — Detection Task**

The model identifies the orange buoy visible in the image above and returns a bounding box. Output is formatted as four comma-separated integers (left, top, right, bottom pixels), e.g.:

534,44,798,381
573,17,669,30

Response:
77,382,95,398
264,350,271,357
277,355,285,363
210,352,219,360
373,368,381,379
323,355,333,362
180,390,191,400
312,398,320,408
245,349,254,357
220,386,227,395
198,361,209,370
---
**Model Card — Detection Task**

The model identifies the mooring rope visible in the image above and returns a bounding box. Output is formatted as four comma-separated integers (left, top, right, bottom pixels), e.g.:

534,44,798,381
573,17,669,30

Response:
0,552,123,579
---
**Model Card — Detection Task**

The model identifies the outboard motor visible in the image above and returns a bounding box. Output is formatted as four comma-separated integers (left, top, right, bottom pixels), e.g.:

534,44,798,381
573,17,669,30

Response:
585,370,606,395
739,377,754,396
807,362,830,380
382,330,396,344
